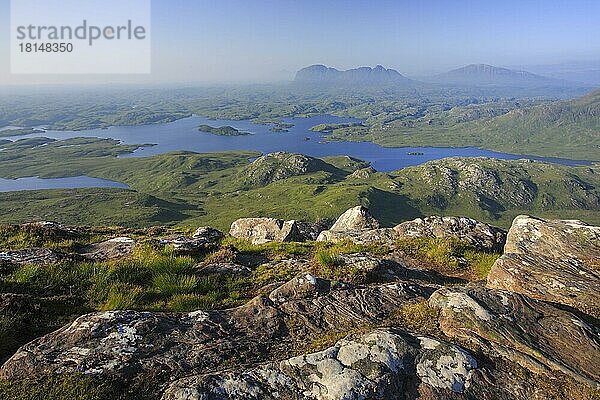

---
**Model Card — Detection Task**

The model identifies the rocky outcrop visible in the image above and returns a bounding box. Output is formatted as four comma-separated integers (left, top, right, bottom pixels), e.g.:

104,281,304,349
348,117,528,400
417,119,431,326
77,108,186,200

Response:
349,166,377,179
430,285,600,388
394,216,507,252
0,247,67,267
77,237,135,261
241,152,340,187
0,274,430,382
162,329,478,400
229,218,323,244
487,216,600,316
159,227,223,253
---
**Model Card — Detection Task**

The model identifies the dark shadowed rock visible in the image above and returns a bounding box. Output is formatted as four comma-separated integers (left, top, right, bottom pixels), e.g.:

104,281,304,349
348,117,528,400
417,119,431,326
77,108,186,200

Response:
487,215,600,316
430,285,600,388
77,237,135,261
162,329,478,400
394,216,507,252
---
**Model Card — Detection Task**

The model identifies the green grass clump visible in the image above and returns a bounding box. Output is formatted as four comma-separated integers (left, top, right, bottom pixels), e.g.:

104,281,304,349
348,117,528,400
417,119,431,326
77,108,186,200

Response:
314,250,343,268
395,237,500,280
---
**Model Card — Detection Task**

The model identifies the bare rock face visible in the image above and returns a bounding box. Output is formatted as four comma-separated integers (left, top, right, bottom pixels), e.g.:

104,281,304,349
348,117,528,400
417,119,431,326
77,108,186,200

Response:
77,237,135,261
394,216,506,252
430,285,600,388
486,215,600,316
0,274,430,383
229,218,322,244
162,329,478,400
330,206,381,232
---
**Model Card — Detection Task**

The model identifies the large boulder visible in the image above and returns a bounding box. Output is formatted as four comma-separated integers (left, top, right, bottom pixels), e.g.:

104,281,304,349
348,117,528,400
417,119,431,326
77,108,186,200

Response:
330,206,380,232
162,329,478,400
317,206,381,242
430,285,600,388
394,216,506,252
229,218,322,244
486,216,600,316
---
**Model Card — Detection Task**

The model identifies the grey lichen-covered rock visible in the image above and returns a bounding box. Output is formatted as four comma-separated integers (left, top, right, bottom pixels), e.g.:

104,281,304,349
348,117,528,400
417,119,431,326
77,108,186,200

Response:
77,237,135,261
430,285,600,388
159,227,223,253
487,215,600,316
0,275,431,383
394,216,506,252
0,247,68,266
162,330,478,400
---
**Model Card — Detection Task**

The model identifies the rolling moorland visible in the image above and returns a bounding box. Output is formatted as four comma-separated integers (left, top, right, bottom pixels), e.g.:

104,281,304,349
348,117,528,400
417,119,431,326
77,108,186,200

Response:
0,137,598,229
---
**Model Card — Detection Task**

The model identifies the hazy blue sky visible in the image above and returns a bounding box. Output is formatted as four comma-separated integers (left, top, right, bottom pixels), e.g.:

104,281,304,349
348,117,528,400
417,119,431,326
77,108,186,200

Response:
1,0,600,85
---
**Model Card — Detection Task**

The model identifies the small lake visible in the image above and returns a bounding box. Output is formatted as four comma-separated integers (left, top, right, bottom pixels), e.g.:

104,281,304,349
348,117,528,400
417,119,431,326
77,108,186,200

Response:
0,114,592,193
0,176,129,192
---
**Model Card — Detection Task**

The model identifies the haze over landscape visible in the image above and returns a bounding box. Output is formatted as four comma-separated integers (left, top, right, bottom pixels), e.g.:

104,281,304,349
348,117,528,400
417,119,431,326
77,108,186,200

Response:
1,0,600,85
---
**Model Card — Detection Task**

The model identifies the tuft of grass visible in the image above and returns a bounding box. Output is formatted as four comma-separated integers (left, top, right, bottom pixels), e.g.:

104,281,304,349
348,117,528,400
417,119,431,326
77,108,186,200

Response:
314,250,343,268
100,283,143,310
390,300,439,335
395,237,501,280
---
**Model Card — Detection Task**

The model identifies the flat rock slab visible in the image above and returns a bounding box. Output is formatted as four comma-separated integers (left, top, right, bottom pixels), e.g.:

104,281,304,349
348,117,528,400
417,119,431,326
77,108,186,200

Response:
430,285,600,388
487,215,600,316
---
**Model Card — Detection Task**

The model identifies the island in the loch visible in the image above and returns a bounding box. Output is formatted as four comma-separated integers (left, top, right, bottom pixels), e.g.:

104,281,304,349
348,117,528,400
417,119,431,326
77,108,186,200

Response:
198,124,250,136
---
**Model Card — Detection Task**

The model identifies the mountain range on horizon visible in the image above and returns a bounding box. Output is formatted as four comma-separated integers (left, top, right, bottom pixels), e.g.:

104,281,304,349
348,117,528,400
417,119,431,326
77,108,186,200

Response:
294,63,589,88
294,64,414,86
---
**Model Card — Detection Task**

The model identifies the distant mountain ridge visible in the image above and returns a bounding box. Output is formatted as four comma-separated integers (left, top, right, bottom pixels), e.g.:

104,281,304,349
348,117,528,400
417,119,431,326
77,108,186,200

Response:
294,64,414,86
428,64,568,87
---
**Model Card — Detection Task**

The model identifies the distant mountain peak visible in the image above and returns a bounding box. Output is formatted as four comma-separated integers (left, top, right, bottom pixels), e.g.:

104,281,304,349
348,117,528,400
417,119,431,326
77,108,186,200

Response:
294,64,413,86
428,64,565,87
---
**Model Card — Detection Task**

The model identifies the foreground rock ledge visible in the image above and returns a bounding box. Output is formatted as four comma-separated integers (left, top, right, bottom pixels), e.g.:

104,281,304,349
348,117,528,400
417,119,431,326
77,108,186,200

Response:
162,329,478,400
0,274,431,382
487,215,600,316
